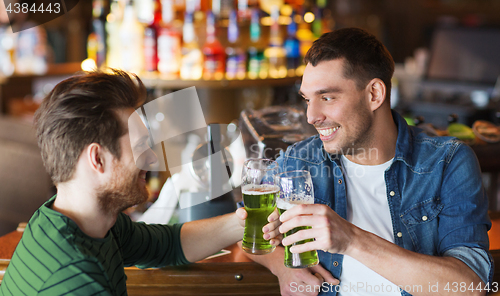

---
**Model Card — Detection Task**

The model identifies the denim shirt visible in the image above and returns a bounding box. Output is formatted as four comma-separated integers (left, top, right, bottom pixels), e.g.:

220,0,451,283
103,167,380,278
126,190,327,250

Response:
276,111,493,296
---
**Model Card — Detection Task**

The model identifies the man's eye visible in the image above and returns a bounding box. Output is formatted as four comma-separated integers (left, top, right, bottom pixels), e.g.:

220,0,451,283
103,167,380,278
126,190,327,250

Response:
322,96,334,101
134,141,148,151
302,97,310,103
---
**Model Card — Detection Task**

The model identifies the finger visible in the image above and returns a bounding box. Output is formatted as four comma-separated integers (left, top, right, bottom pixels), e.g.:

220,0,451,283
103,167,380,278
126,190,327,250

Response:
269,235,282,246
312,273,325,293
235,208,247,220
279,204,332,223
313,272,324,282
310,265,339,285
279,216,327,240
262,214,281,233
263,217,281,233
282,226,331,247
279,204,317,222
302,272,322,289
263,227,280,240
268,208,280,222
289,240,325,254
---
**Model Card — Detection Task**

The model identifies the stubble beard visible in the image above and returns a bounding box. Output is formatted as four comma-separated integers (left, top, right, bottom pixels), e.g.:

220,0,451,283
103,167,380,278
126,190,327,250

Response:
96,161,149,216
323,107,374,156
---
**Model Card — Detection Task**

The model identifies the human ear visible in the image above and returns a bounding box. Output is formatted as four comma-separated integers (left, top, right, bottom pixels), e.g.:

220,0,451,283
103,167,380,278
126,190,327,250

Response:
86,143,107,174
367,78,386,112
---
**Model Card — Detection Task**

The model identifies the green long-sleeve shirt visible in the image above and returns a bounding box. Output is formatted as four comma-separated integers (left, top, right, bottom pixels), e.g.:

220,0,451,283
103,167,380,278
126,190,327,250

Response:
0,196,189,296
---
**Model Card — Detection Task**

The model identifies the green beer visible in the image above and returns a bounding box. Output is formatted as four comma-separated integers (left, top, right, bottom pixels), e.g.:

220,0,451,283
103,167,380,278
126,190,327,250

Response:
242,184,278,254
278,200,319,268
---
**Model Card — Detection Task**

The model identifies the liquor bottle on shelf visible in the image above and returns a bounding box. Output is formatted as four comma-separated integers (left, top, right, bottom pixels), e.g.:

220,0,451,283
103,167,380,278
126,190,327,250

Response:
264,5,287,78
296,11,314,75
202,11,225,80
88,0,107,68
157,0,182,78
237,0,257,19
15,26,48,75
247,8,267,79
237,0,249,19
106,0,125,69
225,10,246,80
119,0,144,74
180,12,203,80
311,6,322,38
0,26,15,77
185,0,201,14
144,0,162,72
284,10,300,76
174,0,186,21
212,0,234,19
135,0,155,24
287,0,305,11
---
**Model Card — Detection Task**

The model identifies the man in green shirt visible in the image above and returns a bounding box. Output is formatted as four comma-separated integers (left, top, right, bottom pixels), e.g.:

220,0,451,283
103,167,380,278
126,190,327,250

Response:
0,70,281,296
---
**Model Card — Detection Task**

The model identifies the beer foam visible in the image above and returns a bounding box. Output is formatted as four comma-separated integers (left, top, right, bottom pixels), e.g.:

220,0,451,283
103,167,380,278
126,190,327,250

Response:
242,184,279,195
277,194,313,210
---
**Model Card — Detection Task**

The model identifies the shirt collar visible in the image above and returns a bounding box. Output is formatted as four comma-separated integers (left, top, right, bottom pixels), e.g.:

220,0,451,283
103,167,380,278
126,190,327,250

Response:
392,110,414,165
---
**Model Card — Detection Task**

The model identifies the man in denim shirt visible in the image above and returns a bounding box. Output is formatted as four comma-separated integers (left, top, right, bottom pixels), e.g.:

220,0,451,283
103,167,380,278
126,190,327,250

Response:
248,28,493,295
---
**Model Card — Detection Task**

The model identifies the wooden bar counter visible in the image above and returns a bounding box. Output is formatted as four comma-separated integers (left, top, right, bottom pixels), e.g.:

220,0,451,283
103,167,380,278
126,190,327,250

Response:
0,228,280,295
2,218,500,295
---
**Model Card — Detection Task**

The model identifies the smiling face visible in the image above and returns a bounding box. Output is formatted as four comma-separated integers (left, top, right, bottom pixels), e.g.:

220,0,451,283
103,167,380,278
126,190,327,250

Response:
300,59,375,155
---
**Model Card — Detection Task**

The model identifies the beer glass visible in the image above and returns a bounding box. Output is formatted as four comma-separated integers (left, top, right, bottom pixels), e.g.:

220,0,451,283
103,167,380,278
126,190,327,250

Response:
277,170,319,268
241,159,279,255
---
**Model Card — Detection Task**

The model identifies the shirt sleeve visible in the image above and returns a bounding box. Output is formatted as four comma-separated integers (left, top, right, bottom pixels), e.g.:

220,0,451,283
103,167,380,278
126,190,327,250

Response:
111,213,190,268
38,260,112,296
439,142,493,283
444,247,493,285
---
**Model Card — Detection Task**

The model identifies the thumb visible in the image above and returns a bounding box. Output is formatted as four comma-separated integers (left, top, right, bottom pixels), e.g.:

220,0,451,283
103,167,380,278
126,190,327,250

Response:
235,208,247,220
310,265,339,285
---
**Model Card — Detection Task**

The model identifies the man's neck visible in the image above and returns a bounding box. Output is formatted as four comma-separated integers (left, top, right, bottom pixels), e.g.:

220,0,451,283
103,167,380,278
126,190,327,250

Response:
344,108,398,166
52,182,117,239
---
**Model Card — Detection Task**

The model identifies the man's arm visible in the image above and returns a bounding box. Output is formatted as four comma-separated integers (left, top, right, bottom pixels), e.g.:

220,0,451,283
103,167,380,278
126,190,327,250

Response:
280,204,487,296
179,209,245,262
240,244,339,296
278,142,492,296
180,207,282,262
349,227,487,296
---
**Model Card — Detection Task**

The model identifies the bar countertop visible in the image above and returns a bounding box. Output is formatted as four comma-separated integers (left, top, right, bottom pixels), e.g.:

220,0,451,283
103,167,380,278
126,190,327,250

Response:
0,228,281,296
2,217,500,295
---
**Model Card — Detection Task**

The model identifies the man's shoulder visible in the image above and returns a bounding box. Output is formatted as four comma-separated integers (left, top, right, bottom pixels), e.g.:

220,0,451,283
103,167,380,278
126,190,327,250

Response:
405,125,469,168
14,208,90,267
2,209,105,295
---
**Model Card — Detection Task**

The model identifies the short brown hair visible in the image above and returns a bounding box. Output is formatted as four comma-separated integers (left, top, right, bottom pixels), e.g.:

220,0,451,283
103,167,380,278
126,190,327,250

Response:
304,28,395,96
34,69,147,184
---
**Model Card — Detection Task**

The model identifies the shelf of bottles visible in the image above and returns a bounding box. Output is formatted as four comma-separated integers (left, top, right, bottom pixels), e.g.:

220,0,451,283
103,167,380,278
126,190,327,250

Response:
86,0,334,88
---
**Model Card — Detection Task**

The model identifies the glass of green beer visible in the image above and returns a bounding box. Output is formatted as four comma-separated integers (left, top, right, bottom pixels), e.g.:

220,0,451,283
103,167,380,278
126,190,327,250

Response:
241,158,279,255
277,170,319,268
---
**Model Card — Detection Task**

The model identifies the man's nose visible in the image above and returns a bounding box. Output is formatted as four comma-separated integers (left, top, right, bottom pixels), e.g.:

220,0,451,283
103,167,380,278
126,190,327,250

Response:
307,100,325,126
145,147,158,168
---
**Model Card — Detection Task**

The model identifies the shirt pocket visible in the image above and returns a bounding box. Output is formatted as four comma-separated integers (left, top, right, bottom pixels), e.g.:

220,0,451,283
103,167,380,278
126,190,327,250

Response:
400,197,444,253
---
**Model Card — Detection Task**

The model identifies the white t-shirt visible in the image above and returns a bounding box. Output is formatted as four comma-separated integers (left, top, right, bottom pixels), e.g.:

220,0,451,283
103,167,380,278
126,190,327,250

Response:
338,155,401,296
